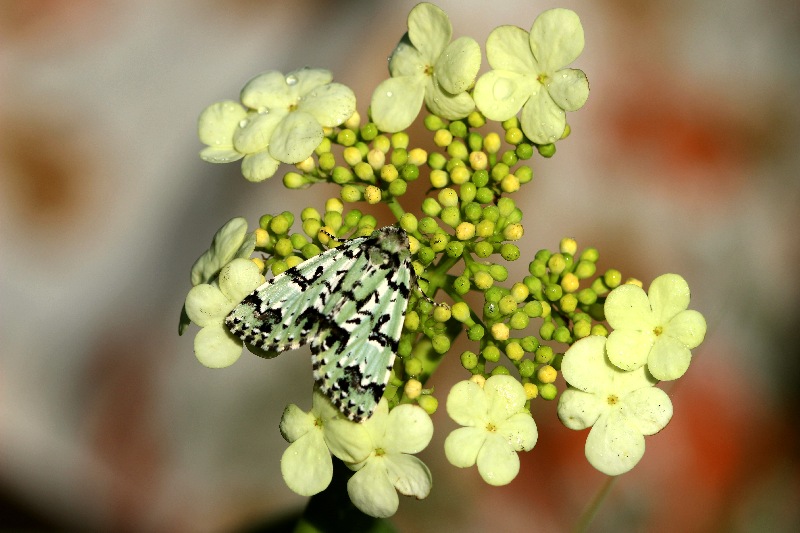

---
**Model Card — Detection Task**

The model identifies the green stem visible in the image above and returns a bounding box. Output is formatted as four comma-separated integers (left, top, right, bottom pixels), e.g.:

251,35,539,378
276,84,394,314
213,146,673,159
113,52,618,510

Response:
572,476,615,533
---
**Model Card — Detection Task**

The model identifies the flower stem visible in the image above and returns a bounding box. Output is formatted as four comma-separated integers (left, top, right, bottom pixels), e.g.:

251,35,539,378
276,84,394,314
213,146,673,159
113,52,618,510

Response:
572,476,615,533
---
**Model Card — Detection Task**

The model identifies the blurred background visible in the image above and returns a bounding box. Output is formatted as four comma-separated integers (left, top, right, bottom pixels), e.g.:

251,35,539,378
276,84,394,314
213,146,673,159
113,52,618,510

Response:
2,0,799,531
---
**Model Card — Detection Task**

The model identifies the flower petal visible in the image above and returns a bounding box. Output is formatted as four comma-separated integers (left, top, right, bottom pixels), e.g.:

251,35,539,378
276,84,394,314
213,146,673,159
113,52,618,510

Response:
281,431,333,496
241,151,280,182
557,388,604,430
279,404,315,442
199,146,243,164
485,375,526,422
446,380,488,426
520,87,566,144
384,405,433,454
560,335,612,392
325,418,372,464
624,387,673,436
529,9,585,74
232,111,283,154
435,37,481,94
476,434,520,486
666,309,707,349
218,258,263,303
444,426,484,468
240,71,296,110
497,412,538,452
347,459,399,518
425,80,475,120
606,329,653,372
193,323,242,368
370,76,425,132
647,335,692,381
268,111,324,164
473,70,535,121
585,411,646,476
198,100,247,146
605,284,656,330
407,2,451,60
289,67,333,98
388,37,425,78
297,82,356,127
547,68,589,111
485,25,536,72
648,274,691,323
384,453,432,499
190,217,250,286
185,284,230,327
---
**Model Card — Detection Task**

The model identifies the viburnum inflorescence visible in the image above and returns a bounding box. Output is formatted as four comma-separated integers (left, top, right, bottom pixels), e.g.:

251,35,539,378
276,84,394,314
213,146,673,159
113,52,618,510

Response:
180,2,707,522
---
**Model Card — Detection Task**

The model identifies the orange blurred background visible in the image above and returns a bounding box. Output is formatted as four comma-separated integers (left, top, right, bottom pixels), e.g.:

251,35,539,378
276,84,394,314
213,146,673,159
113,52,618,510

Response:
2,1,799,531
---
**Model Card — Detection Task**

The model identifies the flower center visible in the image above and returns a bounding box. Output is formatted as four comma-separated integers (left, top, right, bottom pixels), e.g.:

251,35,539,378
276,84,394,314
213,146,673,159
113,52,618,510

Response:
606,394,619,406
424,64,434,77
375,447,386,457
653,325,663,337
486,422,497,432
537,73,549,85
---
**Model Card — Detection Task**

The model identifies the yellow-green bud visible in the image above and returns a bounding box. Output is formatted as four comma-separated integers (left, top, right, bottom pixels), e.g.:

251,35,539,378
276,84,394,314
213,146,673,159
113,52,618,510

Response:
483,345,500,362
474,270,493,290
404,379,422,399
451,302,471,322
433,305,452,323
506,341,524,361
455,222,476,240
408,148,427,166
434,128,453,147
364,185,382,204
491,322,510,341
484,132,501,154
469,151,488,170
430,169,449,188
503,223,524,241
417,394,438,415
523,382,538,399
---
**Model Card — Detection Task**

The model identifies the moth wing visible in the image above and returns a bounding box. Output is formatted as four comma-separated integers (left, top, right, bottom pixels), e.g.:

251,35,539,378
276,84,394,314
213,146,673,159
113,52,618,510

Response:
225,241,365,352
311,253,413,422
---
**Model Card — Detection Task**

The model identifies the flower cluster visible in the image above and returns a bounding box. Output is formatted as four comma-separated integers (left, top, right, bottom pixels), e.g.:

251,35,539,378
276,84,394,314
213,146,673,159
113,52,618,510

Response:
181,1,707,522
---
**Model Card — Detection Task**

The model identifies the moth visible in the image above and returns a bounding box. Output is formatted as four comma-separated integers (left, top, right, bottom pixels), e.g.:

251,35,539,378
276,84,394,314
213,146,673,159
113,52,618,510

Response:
225,226,412,422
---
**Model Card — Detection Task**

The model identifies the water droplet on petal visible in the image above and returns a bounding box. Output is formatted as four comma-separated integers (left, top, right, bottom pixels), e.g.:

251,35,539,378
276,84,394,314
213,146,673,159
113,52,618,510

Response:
386,91,393,98
257,107,268,114
239,119,248,128
285,74,298,86
492,78,515,101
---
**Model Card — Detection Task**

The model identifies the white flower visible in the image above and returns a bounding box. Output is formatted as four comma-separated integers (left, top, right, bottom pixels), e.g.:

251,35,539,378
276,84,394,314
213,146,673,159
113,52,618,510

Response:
279,391,371,496
444,375,538,486
370,2,481,132
473,8,589,144
190,217,256,286
558,336,673,476
184,259,263,368
346,400,434,518
198,68,356,181
604,274,707,380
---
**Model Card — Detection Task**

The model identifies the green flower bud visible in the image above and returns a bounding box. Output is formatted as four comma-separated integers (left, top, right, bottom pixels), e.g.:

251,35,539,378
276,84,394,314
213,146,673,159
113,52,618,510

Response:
537,143,556,158
391,132,409,149
501,150,518,167
463,202,482,222
429,233,449,253
399,212,418,233
430,169,449,188
455,222,476,241
417,394,438,415
544,283,563,301
424,114,446,131
579,247,599,263
505,127,523,145
518,358,535,378
503,223,523,241
460,350,479,370
388,179,407,196
523,300,542,318
537,365,557,384
332,166,354,184
417,246,435,265
475,218,495,237
391,147,408,167
450,165,471,185
434,128,453,147
521,335,539,353
560,272,580,293
432,334,450,354
489,264,508,282
302,218,322,239
534,345,554,364
445,240,464,258
418,216,439,234
359,122,378,141
422,197,442,217
490,365,511,376
447,140,469,160
451,301,471,322
573,319,591,339
467,111,485,128
553,326,572,344
539,321,555,340
269,214,291,235
453,275,471,296
438,188,459,207
497,295,517,315
449,120,468,138
510,282,529,303
604,269,622,288
483,300,500,319
509,311,529,330
516,143,534,160
491,163,510,182
340,185,361,203
506,341,524,361
591,324,609,337
467,324,485,341
316,137,332,155
301,243,322,259
474,270,493,290
433,305,451,323
500,243,520,261
484,132,501,154
538,383,557,400
471,169,489,187
475,187,494,204
337,128,356,146
474,241,493,258
404,357,423,376
574,260,596,279
441,206,461,228
428,151,447,170
343,146,362,166
483,345,501,362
